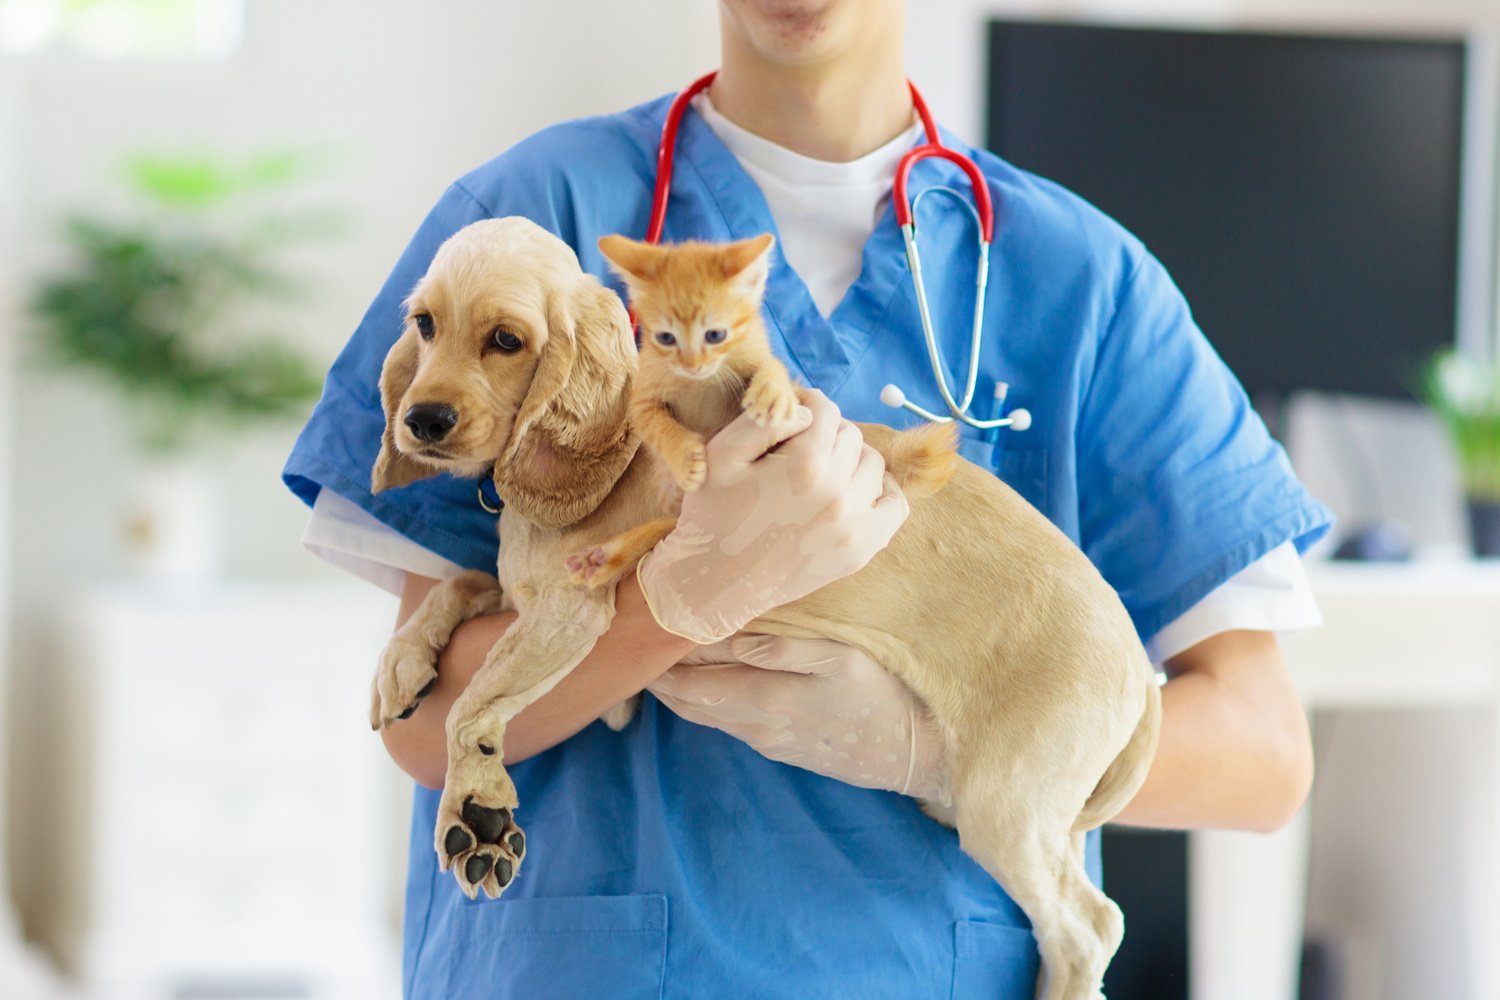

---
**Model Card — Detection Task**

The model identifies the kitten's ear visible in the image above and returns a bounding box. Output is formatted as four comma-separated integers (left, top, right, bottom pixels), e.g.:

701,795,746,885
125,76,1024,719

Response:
598,234,667,281
718,233,776,290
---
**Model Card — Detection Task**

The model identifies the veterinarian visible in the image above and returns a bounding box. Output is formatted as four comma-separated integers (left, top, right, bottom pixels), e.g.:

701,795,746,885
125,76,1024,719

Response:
285,1,1332,995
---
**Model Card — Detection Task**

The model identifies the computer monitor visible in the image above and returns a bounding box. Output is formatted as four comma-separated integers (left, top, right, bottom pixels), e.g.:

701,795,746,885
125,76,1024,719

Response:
985,21,1495,401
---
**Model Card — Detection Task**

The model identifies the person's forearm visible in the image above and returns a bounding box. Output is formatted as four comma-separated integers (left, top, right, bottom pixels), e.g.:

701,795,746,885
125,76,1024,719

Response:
381,571,698,788
1110,630,1313,833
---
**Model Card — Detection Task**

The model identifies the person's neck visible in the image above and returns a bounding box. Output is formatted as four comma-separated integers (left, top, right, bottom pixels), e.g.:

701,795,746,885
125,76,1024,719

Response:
710,35,912,162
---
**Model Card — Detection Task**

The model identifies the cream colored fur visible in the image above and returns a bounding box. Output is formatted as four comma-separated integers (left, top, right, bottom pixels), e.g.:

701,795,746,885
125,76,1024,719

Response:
369,217,1161,1000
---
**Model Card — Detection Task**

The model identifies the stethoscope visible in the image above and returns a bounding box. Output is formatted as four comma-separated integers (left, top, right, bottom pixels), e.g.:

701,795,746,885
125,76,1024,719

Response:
646,71,1030,433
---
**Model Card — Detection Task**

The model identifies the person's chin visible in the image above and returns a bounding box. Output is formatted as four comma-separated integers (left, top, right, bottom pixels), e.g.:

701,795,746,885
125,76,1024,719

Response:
726,0,843,61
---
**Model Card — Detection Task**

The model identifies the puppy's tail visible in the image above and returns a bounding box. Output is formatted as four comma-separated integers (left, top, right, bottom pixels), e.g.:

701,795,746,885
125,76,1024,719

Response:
880,422,959,500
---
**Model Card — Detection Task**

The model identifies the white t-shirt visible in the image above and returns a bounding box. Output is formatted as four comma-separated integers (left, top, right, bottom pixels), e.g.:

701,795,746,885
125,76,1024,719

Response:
692,94,924,317
303,97,1322,663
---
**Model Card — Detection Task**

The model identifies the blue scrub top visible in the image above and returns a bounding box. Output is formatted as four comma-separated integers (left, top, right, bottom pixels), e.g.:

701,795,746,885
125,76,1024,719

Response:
284,93,1331,999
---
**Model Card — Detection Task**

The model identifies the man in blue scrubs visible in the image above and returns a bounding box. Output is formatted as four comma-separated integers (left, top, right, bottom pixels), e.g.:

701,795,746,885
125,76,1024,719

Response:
285,1,1332,995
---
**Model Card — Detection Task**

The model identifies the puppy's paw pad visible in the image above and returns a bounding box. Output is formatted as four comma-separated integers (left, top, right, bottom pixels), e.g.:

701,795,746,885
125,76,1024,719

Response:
438,793,526,900
565,545,625,588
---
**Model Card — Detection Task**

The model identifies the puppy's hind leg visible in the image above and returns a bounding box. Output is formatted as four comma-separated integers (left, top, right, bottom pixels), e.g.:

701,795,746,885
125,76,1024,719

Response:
953,786,1121,1000
371,570,505,729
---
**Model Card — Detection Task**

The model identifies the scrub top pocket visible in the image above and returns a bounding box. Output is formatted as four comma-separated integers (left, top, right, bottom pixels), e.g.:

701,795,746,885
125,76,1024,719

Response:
414,893,668,1000
950,919,1041,999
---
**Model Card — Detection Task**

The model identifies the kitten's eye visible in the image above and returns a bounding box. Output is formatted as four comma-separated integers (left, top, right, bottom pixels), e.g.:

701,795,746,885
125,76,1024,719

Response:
704,328,727,344
490,328,523,353
654,332,676,347
414,314,435,340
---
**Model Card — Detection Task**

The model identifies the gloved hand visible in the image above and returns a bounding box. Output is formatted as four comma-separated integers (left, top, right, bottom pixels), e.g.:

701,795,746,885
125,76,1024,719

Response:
637,389,909,645
648,633,953,805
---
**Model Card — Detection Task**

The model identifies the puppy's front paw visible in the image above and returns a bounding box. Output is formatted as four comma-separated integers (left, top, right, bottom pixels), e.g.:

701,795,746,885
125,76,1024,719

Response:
436,748,527,900
370,637,439,729
741,377,799,427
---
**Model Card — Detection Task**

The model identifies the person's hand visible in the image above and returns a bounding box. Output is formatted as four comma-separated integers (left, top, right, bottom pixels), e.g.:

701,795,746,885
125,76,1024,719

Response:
648,633,952,805
637,389,909,645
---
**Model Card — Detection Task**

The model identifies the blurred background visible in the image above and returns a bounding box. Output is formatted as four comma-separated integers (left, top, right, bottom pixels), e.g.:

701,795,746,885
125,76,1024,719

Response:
3,1,1500,999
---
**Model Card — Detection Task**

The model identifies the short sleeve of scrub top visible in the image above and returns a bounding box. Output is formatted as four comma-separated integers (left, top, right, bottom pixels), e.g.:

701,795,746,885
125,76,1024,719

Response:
1072,249,1332,640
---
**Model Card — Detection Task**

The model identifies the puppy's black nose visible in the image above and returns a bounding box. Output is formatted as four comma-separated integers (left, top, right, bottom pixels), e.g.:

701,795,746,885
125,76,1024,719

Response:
405,403,458,443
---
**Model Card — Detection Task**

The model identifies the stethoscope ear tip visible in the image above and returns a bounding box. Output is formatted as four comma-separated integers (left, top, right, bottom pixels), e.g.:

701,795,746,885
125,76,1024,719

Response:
1007,408,1032,432
880,384,907,408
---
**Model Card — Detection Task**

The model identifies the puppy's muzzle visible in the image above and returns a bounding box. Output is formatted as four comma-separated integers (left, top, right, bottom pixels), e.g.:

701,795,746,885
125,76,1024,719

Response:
405,403,459,443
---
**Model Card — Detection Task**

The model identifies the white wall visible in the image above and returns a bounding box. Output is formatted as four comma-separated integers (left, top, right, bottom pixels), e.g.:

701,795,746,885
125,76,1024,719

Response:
0,45,22,974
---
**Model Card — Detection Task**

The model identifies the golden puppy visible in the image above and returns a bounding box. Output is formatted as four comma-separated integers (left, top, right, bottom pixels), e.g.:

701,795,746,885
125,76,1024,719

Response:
370,217,1160,1000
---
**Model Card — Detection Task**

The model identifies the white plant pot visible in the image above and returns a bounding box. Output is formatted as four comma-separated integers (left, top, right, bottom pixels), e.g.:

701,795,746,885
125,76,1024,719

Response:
121,455,222,583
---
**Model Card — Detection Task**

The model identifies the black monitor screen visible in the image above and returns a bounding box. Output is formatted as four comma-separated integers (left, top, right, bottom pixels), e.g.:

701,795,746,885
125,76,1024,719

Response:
986,21,1467,400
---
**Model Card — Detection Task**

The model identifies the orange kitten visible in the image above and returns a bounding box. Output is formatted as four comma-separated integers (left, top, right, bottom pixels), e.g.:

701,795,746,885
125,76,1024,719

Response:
602,233,800,492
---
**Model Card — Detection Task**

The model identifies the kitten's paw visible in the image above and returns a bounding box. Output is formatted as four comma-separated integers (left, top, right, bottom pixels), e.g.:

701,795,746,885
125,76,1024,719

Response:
565,542,630,588
742,378,799,426
668,438,708,491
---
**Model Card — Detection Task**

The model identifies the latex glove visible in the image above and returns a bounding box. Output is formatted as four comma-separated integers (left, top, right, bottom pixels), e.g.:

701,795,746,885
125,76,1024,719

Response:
637,389,909,645
649,633,953,805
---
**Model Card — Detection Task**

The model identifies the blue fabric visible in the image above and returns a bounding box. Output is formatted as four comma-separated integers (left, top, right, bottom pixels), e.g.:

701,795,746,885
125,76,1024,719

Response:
284,92,1332,999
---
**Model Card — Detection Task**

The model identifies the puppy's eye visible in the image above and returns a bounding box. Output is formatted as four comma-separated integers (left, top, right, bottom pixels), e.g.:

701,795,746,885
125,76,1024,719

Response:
654,332,676,347
491,328,524,353
704,328,727,344
414,314,435,340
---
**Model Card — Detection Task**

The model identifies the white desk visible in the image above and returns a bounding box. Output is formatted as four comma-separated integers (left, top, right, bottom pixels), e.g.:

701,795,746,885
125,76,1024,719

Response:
59,582,402,1000
1191,559,1500,1000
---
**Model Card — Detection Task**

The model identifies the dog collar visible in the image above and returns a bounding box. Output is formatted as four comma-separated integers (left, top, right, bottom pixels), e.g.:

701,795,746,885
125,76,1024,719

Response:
477,476,504,515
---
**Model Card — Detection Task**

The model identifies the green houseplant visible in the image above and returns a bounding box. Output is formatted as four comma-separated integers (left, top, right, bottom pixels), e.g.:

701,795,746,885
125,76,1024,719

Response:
1422,349,1500,556
28,150,333,577
29,150,327,452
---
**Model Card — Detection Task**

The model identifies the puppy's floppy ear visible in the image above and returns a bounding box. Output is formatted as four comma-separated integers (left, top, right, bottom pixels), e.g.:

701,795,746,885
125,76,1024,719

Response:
564,279,638,429
371,328,438,494
499,290,578,468
491,276,637,528
505,277,634,466
598,234,667,282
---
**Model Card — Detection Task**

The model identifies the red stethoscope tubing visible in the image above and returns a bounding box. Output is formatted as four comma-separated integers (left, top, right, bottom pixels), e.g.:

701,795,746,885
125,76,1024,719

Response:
644,71,994,246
